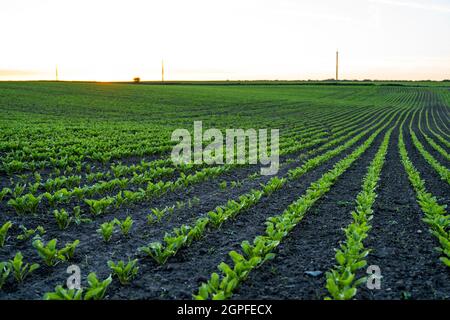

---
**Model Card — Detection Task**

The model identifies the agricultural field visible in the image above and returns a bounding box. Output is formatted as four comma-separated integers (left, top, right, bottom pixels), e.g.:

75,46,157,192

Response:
0,81,449,300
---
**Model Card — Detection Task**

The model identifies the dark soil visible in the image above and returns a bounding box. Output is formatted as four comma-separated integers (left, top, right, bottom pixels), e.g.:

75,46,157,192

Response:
231,117,390,299
0,112,383,299
357,106,450,300
403,108,450,208
0,96,448,300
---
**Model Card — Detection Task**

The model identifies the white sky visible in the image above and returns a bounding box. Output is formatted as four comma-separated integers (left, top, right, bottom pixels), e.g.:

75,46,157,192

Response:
1,0,449,81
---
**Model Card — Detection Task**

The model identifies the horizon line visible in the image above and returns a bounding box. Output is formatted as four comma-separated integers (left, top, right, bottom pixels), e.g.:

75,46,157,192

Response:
1,79,450,83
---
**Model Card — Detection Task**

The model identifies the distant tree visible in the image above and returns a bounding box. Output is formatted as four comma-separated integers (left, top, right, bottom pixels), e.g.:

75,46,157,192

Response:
133,77,141,83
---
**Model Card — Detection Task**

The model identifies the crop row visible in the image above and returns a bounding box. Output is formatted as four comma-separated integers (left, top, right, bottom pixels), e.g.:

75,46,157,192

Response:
136,108,403,267
193,108,398,300
398,116,450,268
324,121,394,299
408,108,450,185
2,105,395,220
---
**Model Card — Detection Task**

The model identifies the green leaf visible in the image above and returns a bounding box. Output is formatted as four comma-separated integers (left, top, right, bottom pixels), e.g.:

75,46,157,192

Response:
440,256,450,267
343,287,357,300
212,291,226,300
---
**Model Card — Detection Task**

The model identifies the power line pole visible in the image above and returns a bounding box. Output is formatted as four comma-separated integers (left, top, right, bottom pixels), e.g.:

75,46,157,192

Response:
56,64,59,81
335,50,339,81
161,59,164,82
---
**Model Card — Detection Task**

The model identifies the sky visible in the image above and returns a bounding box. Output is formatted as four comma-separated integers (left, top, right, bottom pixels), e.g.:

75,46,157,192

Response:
1,0,449,81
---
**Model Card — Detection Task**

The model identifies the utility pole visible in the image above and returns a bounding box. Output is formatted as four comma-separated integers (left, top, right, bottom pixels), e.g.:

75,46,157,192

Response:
335,50,339,81
161,59,164,82
56,65,59,81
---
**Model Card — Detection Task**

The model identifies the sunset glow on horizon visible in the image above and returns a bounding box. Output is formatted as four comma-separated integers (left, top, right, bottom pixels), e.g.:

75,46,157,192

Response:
1,0,450,81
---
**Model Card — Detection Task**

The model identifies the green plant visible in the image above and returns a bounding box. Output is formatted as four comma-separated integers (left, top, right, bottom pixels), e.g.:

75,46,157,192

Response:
108,259,139,285
176,200,185,209
32,239,60,266
194,273,230,300
219,181,227,190
97,221,115,243
36,226,46,235
230,180,242,188
208,206,226,228
193,255,259,300
0,262,11,289
146,214,156,225
139,242,173,265
263,177,286,195
122,190,145,203
12,184,25,198
73,206,92,225
34,172,42,183
9,252,40,283
53,209,72,230
85,197,115,216
0,221,13,247
114,216,133,236
59,240,80,261
163,233,187,255
84,273,112,300
149,208,165,223
29,182,40,194
187,218,209,242
0,188,11,201
248,172,259,180
7,194,41,214
17,225,45,241
188,197,200,208
3,160,24,175
44,285,83,300
42,192,56,207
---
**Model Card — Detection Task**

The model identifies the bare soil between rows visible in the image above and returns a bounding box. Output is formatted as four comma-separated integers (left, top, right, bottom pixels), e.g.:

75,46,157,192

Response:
0,101,448,300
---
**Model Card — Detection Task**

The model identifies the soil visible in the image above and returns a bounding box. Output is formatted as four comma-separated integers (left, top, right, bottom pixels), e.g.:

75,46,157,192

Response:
356,110,450,300
0,111,383,299
0,93,448,300
232,116,390,299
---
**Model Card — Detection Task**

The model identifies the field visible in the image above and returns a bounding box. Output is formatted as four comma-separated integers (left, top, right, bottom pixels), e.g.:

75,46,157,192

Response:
0,81,449,300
